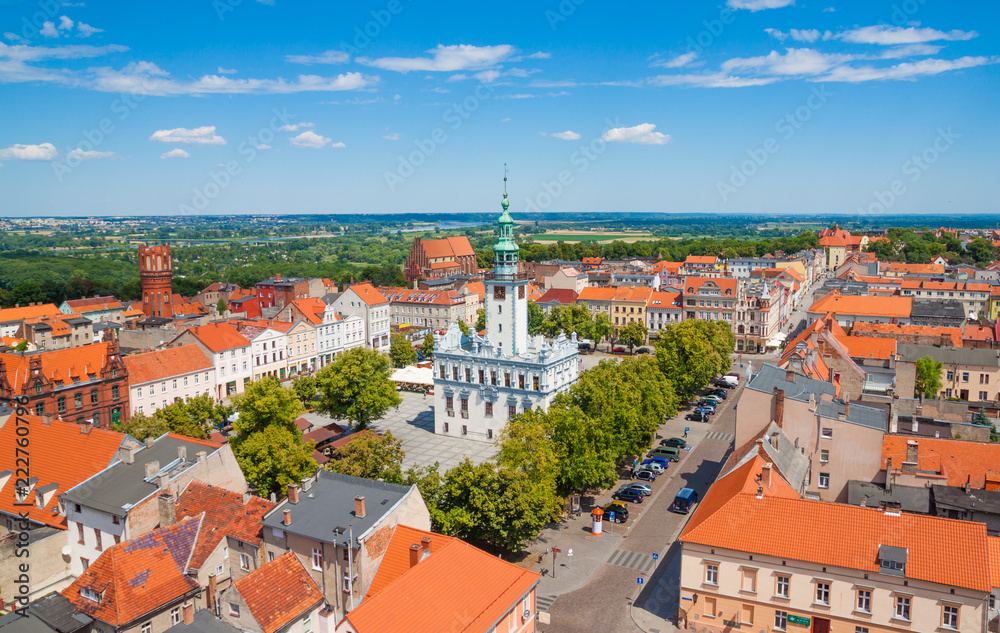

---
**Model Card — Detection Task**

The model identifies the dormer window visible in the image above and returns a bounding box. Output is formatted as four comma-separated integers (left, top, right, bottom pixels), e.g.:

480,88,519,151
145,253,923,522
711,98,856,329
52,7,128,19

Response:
878,545,907,577
81,588,101,602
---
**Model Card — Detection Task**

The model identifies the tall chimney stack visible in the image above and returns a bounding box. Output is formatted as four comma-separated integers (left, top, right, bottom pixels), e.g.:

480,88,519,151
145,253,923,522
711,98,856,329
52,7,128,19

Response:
773,388,785,427
355,496,366,519
282,509,291,526
287,483,299,504
409,544,421,568
158,493,176,527
760,463,772,489
182,603,194,626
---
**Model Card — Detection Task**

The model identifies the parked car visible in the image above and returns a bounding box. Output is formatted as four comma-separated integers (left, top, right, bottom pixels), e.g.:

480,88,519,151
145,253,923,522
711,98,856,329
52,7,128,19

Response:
696,400,717,411
645,456,670,470
660,437,687,449
639,460,665,473
702,395,724,404
635,347,652,354
603,501,629,523
695,407,715,417
686,411,710,422
648,446,681,462
714,377,737,389
612,345,628,354
671,487,699,514
632,468,658,482
612,488,644,503
706,389,728,400
621,482,653,495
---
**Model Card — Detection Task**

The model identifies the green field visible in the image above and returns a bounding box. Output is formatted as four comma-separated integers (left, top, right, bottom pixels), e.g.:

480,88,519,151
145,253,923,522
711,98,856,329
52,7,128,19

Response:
532,232,658,243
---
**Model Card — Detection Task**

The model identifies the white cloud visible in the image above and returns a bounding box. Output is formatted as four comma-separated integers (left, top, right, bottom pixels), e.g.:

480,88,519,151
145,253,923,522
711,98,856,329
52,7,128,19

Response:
279,122,314,132
160,148,190,159
4,32,25,43
149,126,226,145
789,29,820,42
382,132,400,140
765,28,788,41
217,66,237,74
879,43,942,59
67,148,115,160
76,23,103,37
817,55,998,82
727,0,794,11
836,25,977,45
0,143,58,160
722,48,854,76
358,44,514,72
255,144,271,150
652,52,698,68
58,16,74,31
329,141,346,148
285,50,350,65
289,130,332,148
525,52,550,59
544,130,581,140
601,123,671,145
447,73,467,82
40,22,59,38
648,73,780,87
474,69,501,82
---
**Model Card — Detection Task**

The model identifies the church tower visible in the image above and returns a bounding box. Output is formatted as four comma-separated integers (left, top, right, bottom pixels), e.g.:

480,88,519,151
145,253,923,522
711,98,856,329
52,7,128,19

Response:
484,170,529,355
138,244,174,318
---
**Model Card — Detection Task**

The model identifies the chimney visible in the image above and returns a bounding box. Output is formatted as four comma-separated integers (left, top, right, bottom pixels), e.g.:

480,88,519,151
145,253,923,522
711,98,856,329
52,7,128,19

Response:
965,475,972,494
409,544,421,568
207,575,217,610
144,460,160,478
786,368,795,383
886,458,893,493
177,445,187,461
144,437,155,449
287,484,299,504
760,463,772,488
275,274,281,281
157,473,170,490
243,491,251,505
905,440,918,464
911,417,919,433
756,485,764,500
196,451,207,463
770,432,780,450
119,446,135,464
843,400,850,417
355,496,366,519
80,424,91,435
301,477,311,492
182,603,194,626
41,413,53,425
282,509,291,526
773,388,785,427
420,536,431,556
158,492,176,526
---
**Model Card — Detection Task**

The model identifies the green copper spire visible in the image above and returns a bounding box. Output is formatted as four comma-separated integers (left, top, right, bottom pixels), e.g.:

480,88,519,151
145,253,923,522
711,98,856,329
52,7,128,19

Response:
494,165,519,272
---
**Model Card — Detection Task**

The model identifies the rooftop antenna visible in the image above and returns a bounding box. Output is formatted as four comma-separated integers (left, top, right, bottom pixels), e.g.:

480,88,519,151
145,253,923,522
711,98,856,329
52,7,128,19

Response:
504,163,509,195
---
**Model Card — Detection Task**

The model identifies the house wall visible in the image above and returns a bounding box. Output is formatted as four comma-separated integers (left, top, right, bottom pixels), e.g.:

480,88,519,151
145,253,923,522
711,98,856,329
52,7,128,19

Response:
0,527,73,602
129,366,216,416
680,542,987,633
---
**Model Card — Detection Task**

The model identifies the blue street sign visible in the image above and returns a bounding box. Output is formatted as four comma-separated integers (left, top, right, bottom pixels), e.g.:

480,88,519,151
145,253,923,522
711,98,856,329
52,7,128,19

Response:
685,427,690,434
652,553,658,560
637,577,644,585
609,511,615,520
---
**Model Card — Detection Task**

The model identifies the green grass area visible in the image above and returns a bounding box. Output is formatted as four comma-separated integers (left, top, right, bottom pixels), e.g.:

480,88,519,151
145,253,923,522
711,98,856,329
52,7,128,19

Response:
532,233,657,243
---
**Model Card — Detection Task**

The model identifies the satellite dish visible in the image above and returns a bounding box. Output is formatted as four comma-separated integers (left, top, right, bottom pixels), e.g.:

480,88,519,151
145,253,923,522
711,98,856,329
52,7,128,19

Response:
969,311,978,321
61,545,72,556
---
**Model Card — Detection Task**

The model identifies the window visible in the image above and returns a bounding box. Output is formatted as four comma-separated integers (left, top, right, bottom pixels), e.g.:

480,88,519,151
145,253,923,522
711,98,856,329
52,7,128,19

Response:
460,397,468,412
519,374,525,389
479,369,485,384
94,529,102,551
240,553,251,571
947,370,955,381
962,372,969,383
311,548,323,571
895,595,911,620
90,389,98,404
446,396,454,410
302,617,312,633
705,563,718,585
774,611,787,631
141,622,151,633
485,401,493,416
229,603,240,617
820,427,833,439
820,449,829,463
81,557,89,570
223,546,229,559
505,373,511,387
81,587,100,602
77,523,86,544
113,534,120,544
171,608,180,626
981,391,989,400
439,364,445,379
943,605,959,629
508,405,517,418
342,572,353,593
35,403,44,416
775,575,789,598
857,589,871,613
815,582,830,605
818,473,830,489
533,376,540,390
465,368,472,382
75,393,82,408
58,396,66,412
856,628,869,633
111,385,119,400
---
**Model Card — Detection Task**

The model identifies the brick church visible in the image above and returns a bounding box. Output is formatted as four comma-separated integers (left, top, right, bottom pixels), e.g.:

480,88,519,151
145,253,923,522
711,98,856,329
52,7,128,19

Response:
404,236,478,283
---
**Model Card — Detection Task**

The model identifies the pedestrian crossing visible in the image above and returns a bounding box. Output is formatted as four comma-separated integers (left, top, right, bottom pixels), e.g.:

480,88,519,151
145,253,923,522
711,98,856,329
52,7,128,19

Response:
536,594,557,612
704,431,735,442
607,549,657,573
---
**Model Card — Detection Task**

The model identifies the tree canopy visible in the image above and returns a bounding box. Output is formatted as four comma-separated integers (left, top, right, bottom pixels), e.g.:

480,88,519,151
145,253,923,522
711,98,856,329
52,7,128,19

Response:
389,333,417,368
230,378,304,443
914,355,943,399
114,393,229,441
315,347,402,429
325,431,405,483
654,320,734,400
234,426,317,497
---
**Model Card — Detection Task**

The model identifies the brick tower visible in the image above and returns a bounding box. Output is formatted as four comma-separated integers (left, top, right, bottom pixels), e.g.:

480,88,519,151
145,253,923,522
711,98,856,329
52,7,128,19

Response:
139,244,174,318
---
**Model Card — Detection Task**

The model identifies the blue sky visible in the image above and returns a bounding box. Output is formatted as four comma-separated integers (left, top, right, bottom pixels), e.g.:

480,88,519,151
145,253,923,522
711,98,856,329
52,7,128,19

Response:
0,0,996,217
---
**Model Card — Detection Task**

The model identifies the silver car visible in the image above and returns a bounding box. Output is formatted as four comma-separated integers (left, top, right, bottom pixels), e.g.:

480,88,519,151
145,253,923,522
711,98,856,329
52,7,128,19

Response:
621,482,653,495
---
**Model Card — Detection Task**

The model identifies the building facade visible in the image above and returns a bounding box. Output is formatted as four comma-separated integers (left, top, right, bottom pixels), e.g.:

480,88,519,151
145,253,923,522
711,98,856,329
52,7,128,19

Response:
403,236,478,283
139,244,174,319
124,345,216,415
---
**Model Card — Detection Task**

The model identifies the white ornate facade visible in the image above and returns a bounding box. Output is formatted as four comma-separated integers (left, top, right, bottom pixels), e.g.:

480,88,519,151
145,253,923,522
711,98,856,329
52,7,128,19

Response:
433,185,580,442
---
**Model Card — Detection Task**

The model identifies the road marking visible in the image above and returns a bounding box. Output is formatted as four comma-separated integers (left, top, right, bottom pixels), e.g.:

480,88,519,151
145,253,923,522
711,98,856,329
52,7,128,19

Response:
536,594,557,612
608,549,657,573
705,431,735,442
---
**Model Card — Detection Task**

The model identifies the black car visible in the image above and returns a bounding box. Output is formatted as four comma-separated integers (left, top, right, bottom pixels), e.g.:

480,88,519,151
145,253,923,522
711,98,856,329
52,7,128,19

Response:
706,389,728,399
686,411,710,422
696,400,717,411
660,437,687,449
635,347,652,354
603,502,629,523
631,468,657,482
612,488,645,503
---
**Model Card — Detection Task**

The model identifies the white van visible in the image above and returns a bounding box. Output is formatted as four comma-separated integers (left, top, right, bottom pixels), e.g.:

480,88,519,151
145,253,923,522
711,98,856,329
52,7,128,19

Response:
716,375,739,388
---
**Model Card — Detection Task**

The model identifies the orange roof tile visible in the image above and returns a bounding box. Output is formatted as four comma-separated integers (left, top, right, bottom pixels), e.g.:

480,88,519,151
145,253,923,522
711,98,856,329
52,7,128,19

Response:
685,255,717,265
182,322,251,353
808,291,911,318
651,261,682,274
233,552,324,633
0,414,125,529
648,291,682,307
64,296,124,312
175,482,275,572
287,298,326,325
420,235,475,260
461,281,485,302
881,262,946,275
0,342,118,393
839,335,897,360
882,436,1000,489
63,516,202,626
850,322,961,346
347,525,540,633
124,345,213,386
0,303,62,323
347,282,389,306
578,287,615,302
781,267,805,282
684,276,738,296
989,536,1000,588
613,286,653,302
681,455,991,592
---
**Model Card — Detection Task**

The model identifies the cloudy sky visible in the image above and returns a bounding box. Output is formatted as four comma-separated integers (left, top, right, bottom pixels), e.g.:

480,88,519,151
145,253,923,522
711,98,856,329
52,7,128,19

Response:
0,0,996,216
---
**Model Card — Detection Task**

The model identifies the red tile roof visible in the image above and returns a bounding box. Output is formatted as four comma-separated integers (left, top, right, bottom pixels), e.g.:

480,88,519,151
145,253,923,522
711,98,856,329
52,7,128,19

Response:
233,552,324,633
378,287,465,306
613,286,653,302
850,322,961,346
808,291,911,318
124,345,213,387
0,415,125,528
684,276,738,296
63,296,124,312
989,536,1000,588
347,525,540,633
881,262,946,275
0,303,62,323
288,298,326,325
684,255,717,265
175,481,276,572
578,287,615,302
347,283,389,306
0,342,118,393
882,436,1000,489
182,322,251,353
536,288,578,305
63,516,202,626
648,291,682,308
839,335,897,360
681,455,992,592
420,236,475,259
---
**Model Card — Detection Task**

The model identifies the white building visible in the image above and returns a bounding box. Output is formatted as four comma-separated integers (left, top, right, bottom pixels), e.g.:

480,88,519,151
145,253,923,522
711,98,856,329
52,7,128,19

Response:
123,344,216,415
235,322,289,382
433,190,580,442
331,283,390,352
168,322,253,399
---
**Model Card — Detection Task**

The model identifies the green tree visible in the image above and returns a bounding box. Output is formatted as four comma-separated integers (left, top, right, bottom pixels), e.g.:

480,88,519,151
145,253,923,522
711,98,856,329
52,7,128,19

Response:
231,378,304,442
541,304,594,339
114,393,228,441
14,340,28,353
654,320,733,399
457,319,470,337
971,409,999,443
233,426,317,498
546,401,616,493
419,332,436,359
527,300,545,335
315,347,402,429
618,320,647,353
914,355,943,399
216,297,228,314
389,332,417,368
114,411,169,441
475,308,486,331
325,430,404,483
592,313,611,343
291,375,318,407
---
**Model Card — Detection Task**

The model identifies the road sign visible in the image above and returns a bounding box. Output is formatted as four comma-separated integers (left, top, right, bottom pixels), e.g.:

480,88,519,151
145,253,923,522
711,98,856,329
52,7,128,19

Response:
637,577,643,585
609,511,615,521
652,552,658,560
567,549,573,557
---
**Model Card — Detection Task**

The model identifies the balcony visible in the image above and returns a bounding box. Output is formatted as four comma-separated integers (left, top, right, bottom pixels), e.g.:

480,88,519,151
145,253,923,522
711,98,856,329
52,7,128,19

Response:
484,271,532,282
